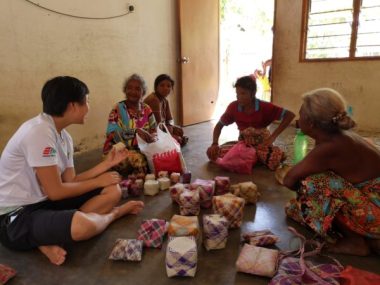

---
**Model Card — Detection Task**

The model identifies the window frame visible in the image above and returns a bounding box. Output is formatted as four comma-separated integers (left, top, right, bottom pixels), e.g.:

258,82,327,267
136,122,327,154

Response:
300,0,380,62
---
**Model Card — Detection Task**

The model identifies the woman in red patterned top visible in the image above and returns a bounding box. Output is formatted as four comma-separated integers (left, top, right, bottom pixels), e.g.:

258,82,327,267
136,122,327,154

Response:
207,75,295,170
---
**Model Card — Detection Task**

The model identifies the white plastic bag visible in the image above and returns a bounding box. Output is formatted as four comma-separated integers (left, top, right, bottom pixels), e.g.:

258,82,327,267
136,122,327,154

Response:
137,123,187,174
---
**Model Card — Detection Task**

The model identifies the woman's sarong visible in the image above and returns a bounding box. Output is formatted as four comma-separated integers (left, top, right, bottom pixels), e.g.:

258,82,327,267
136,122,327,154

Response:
218,128,285,171
286,172,380,241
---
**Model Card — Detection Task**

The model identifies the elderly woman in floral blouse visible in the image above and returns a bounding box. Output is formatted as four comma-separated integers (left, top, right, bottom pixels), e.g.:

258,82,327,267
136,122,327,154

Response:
103,74,157,176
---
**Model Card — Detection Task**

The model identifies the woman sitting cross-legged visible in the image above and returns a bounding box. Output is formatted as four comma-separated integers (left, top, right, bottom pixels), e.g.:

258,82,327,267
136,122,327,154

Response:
0,76,144,266
103,74,157,176
284,88,380,256
206,75,295,170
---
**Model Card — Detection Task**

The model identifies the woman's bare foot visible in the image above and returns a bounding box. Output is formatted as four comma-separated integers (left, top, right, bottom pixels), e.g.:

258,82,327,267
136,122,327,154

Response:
112,200,144,219
327,235,370,256
39,245,67,265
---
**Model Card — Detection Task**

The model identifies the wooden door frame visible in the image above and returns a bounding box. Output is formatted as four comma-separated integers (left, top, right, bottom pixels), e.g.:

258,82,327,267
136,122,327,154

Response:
175,0,184,126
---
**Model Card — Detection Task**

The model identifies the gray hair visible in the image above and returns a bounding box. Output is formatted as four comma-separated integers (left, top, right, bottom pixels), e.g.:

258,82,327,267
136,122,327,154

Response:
302,88,356,132
122,73,147,96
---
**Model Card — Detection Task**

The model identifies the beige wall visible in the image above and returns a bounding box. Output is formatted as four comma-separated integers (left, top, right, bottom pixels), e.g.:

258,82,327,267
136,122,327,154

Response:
0,0,179,152
272,0,380,131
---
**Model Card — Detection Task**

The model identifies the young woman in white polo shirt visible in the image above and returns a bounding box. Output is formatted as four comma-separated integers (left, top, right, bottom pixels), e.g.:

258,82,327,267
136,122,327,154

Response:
0,76,144,265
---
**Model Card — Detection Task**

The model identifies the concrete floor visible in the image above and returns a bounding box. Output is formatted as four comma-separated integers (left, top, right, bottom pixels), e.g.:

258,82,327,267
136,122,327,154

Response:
0,121,379,285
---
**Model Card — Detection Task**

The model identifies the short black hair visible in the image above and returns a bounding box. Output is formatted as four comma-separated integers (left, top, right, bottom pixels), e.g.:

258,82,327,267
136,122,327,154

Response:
154,74,175,92
41,76,89,116
234,76,257,96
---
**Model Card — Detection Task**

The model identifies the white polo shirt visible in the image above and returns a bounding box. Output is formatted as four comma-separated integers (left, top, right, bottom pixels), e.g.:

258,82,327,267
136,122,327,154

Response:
0,113,74,213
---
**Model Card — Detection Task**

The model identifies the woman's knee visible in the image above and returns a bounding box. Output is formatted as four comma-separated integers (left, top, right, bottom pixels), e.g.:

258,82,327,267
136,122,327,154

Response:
102,184,122,204
71,212,98,241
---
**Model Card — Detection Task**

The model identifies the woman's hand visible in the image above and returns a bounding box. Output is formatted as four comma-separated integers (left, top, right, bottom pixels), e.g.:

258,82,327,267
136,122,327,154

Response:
262,135,275,146
243,135,255,146
206,144,220,161
242,127,255,145
166,124,174,135
96,171,122,187
105,147,129,168
136,128,155,143
253,69,264,79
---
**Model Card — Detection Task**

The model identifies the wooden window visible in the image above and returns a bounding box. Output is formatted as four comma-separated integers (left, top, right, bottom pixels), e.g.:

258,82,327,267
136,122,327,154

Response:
301,0,380,61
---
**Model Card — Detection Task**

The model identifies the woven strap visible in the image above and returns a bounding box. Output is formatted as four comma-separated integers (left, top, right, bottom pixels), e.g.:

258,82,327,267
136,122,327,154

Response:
279,227,343,285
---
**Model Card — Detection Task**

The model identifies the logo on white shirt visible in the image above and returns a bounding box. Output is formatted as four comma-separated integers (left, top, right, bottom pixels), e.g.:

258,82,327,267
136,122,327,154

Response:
42,147,57,157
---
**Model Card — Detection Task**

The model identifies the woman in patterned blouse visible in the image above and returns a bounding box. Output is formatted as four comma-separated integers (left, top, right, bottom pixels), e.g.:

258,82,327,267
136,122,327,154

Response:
103,74,157,175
